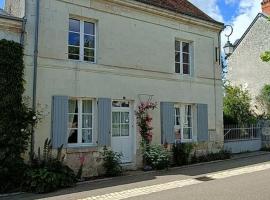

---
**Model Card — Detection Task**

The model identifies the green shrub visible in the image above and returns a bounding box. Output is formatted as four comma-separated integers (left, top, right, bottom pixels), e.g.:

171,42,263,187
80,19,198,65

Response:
143,144,170,170
0,40,38,193
191,150,231,164
23,139,76,193
172,143,194,166
102,147,123,177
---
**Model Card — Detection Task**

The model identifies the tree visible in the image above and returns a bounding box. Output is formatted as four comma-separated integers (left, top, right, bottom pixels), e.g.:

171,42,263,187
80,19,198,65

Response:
223,85,256,125
256,84,270,118
261,18,270,62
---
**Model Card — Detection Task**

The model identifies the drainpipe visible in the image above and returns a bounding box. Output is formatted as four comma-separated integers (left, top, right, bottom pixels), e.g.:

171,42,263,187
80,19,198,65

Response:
31,0,40,155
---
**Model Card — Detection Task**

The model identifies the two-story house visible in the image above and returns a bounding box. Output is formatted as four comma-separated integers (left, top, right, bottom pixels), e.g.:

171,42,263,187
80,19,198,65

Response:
227,0,270,114
5,0,224,176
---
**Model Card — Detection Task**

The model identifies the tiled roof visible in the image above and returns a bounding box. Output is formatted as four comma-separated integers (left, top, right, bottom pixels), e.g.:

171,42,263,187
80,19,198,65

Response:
134,0,223,25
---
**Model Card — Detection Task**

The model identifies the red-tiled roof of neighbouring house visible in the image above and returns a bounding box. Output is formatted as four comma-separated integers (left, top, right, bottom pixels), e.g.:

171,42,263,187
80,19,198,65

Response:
134,0,223,25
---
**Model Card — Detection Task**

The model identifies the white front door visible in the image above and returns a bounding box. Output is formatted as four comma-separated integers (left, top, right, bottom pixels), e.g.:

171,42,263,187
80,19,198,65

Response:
111,103,133,163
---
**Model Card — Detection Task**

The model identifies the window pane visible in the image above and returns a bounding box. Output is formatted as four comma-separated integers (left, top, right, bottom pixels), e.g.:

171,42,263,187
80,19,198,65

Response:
175,116,180,126
68,46,79,55
175,41,180,51
175,52,180,62
82,129,92,143
69,54,80,60
175,63,180,73
112,124,120,137
69,19,80,32
84,48,95,57
121,112,129,123
175,108,180,116
69,114,78,129
186,105,191,115
69,32,80,46
121,124,129,136
182,42,189,53
84,35,95,48
112,112,120,123
82,115,92,128
183,128,192,139
183,64,190,74
183,53,189,63
68,129,78,143
84,56,95,62
82,100,92,113
69,100,78,113
84,22,95,35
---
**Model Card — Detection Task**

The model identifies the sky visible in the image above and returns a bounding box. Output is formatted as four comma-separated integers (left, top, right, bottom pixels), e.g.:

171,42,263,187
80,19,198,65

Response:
189,0,262,46
0,0,261,44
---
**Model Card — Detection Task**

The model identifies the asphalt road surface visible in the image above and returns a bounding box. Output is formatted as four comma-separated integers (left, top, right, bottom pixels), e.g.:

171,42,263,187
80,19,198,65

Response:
3,152,270,200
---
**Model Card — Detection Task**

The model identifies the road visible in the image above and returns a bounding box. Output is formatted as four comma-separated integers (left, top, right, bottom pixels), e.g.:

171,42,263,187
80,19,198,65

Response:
3,152,270,200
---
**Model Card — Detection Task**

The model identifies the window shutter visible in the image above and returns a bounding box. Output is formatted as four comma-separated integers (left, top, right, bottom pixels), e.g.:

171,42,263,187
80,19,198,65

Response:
98,98,111,146
52,96,68,148
160,102,175,144
197,104,209,142
190,43,195,77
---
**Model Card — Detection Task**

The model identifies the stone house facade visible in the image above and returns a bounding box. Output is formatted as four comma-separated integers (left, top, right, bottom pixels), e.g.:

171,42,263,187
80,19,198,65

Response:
4,0,224,176
227,1,270,114
0,8,22,42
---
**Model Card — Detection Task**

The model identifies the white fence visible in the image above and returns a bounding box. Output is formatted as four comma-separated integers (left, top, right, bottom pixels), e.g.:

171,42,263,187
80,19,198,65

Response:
224,125,262,153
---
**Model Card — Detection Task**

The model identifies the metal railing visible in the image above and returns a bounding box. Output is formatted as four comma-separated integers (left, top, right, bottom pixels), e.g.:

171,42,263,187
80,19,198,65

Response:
224,124,261,141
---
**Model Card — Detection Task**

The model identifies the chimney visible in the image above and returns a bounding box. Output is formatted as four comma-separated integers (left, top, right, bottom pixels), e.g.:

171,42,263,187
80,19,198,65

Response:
262,0,270,15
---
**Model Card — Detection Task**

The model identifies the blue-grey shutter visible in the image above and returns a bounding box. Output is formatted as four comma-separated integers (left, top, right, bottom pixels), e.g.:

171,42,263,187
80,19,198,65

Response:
197,104,209,142
160,102,175,144
98,98,111,146
52,96,68,148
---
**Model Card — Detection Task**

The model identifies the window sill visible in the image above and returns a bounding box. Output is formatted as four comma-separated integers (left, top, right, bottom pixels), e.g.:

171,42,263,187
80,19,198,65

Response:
68,59,96,65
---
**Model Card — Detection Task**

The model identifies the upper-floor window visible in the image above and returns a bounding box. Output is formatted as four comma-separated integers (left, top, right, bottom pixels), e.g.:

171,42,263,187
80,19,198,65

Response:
68,18,96,63
175,41,191,75
174,104,193,141
68,99,94,146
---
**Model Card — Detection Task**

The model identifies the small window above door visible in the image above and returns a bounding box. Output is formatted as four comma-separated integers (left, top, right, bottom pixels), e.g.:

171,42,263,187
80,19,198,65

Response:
112,101,130,108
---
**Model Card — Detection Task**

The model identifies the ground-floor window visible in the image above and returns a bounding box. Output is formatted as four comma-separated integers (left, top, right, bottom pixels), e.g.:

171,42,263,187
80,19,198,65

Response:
68,98,94,146
174,104,193,141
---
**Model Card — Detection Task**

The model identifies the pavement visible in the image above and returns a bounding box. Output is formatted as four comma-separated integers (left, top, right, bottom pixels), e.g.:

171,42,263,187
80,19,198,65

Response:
2,151,270,200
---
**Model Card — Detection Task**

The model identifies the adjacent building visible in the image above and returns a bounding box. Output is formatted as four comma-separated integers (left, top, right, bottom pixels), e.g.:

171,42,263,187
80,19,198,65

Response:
227,0,270,113
4,0,224,176
0,8,22,42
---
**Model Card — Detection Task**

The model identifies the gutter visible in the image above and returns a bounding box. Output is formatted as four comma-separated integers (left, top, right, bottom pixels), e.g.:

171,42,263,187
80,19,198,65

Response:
31,0,40,155
0,14,23,21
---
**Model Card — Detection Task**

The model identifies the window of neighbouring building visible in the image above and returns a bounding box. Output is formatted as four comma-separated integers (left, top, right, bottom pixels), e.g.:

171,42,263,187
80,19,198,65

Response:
174,104,193,141
175,41,191,75
68,18,96,63
68,99,94,146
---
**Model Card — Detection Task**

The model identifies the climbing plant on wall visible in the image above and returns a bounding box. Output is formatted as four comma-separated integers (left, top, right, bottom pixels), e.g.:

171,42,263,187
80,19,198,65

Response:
0,39,37,192
135,101,157,146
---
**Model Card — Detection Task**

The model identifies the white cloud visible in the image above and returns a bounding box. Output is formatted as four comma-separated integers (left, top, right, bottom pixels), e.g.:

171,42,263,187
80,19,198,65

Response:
228,0,261,44
189,0,224,22
189,0,261,52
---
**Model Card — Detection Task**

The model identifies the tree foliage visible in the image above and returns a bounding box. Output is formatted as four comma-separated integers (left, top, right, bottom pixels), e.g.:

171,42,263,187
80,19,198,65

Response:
256,84,270,118
223,85,256,125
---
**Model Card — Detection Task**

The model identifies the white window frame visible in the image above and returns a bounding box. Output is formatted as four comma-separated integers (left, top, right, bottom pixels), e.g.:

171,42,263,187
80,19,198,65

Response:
175,40,191,76
174,104,193,142
68,18,97,63
68,98,95,147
